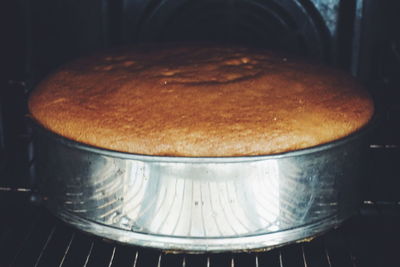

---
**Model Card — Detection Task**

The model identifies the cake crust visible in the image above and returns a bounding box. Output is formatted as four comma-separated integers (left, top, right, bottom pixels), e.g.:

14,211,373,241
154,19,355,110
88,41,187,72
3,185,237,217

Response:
28,44,374,156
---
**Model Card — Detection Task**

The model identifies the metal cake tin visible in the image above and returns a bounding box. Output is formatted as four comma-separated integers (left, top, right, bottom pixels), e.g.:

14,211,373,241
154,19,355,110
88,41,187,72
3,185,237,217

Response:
32,117,374,252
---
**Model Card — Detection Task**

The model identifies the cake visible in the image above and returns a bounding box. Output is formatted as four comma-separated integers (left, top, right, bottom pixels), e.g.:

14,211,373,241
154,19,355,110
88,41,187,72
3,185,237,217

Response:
28,43,374,156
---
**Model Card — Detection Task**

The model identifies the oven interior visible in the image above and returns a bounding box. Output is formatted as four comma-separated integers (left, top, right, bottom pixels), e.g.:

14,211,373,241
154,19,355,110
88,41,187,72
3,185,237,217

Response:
2,0,400,266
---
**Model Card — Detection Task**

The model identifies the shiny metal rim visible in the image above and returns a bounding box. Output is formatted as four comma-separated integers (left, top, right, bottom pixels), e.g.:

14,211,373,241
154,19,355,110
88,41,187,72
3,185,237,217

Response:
30,113,377,163
56,209,344,253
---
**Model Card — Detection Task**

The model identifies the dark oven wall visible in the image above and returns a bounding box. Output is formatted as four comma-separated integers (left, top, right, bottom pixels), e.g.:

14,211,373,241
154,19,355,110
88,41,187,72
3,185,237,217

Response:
2,0,400,201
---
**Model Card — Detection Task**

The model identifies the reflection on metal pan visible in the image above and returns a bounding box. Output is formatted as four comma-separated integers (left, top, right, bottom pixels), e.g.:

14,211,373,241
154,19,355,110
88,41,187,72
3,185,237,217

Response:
32,116,375,252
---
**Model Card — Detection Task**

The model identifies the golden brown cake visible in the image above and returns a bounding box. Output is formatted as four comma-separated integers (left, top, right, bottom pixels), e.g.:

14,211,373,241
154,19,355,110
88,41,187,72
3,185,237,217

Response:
28,43,374,156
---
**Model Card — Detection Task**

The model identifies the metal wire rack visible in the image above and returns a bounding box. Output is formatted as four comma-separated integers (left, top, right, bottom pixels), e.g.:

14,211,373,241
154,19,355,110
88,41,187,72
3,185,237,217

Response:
1,187,400,267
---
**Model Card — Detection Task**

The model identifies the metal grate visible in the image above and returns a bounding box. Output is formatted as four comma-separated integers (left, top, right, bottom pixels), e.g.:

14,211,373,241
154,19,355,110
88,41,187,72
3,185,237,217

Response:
1,190,400,267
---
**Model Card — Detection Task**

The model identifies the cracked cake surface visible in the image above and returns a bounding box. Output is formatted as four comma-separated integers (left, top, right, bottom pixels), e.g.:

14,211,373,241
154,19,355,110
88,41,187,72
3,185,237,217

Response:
28,43,374,156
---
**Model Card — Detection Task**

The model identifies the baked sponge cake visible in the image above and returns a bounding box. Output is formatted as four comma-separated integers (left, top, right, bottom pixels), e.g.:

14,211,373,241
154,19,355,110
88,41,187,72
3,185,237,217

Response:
28,43,374,156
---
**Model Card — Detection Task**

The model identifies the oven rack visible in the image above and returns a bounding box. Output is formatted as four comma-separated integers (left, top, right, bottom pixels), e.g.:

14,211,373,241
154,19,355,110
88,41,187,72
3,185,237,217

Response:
1,189,400,267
